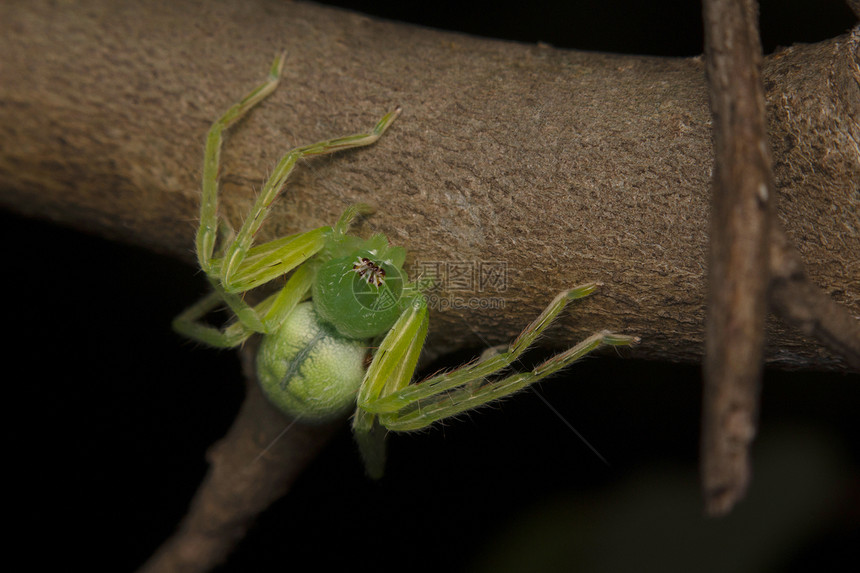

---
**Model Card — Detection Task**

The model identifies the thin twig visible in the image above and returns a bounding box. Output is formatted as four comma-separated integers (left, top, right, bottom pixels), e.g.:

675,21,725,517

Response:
701,0,774,516
769,227,860,371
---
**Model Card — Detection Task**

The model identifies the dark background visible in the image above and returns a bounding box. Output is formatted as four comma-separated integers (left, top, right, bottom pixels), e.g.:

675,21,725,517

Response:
6,2,858,572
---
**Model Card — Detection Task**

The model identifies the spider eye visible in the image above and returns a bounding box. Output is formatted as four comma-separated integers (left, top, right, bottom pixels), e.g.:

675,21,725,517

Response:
352,257,387,287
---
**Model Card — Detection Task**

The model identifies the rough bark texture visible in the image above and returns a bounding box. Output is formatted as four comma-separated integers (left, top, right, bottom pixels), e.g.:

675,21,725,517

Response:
1,0,858,369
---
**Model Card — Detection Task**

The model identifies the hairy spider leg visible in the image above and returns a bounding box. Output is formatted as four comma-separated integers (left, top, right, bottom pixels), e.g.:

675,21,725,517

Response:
172,291,251,348
204,204,373,334
217,106,402,292
203,104,399,331
358,285,638,431
351,294,430,478
192,51,400,336
177,200,379,346
381,330,638,432
362,284,596,414
362,296,430,398
197,52,287,274
214,204,371,292
173,263,316,347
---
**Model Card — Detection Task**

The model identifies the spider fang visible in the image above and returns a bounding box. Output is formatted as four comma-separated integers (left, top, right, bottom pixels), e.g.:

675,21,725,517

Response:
352,257,386,287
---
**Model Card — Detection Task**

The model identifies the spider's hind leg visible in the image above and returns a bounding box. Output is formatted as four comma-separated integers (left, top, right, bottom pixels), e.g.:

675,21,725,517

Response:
172,291,255,348
173,262,316,348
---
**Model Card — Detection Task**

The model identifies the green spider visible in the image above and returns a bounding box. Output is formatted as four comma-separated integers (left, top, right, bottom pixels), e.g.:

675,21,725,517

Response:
174,53,639,478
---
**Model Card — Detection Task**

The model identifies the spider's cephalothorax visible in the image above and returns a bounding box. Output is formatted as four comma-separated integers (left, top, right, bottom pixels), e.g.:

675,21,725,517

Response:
174,53,638,478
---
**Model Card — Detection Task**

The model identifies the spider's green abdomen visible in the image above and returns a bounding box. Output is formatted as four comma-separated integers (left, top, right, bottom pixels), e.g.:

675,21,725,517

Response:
312,252,404,339
257,302,367,422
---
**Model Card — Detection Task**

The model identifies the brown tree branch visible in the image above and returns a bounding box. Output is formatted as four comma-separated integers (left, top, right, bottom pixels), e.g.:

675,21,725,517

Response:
138,340,341,573
1,0,857,370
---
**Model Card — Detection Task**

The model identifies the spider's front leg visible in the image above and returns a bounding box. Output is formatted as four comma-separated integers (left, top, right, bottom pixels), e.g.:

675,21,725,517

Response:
352,293,430,478
202,101,400,334
214,107,401,294
196,52,287,275
185,52,400,342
